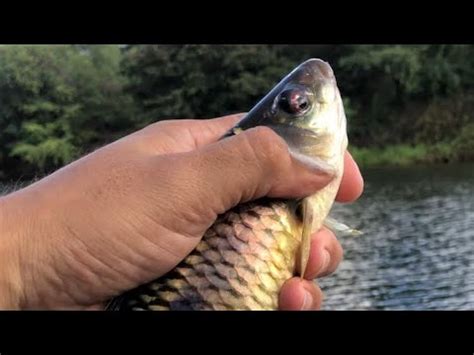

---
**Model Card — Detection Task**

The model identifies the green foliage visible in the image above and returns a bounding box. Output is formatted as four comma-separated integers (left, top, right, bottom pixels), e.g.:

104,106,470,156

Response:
337,45,425,146
339,45,424,95
415,92,474,144
0,44,473,179
0,45,137,177
353,122,474,167
350,144,430,167
426,142,457,163
337,45,474,147
123,45,297,124
450,123,474,161
10,121,77,170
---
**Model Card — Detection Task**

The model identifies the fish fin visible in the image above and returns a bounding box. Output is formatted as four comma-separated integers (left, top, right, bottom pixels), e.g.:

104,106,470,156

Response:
105,295,126,311
297,198,314,278
324,217,363,237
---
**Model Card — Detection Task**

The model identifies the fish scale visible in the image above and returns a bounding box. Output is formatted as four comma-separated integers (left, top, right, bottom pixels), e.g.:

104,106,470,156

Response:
107,58,351,311
111,199,303,310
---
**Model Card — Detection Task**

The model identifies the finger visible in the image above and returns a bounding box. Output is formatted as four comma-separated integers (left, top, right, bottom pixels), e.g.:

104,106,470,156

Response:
84,304,106,310
279,278,323,310
303,227,343,280
187,113,247,147
176,126,335,215
336,150,364,203
143,113,246,151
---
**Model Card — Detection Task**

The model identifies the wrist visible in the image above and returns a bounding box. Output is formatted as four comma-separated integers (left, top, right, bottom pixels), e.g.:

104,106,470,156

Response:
0,194,25,309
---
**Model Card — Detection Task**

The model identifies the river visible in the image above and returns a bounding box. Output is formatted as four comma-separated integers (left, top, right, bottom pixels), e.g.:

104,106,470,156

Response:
319,163,474,310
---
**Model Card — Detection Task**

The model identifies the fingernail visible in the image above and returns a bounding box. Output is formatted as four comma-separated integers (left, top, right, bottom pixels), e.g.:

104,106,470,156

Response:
301,289,313,310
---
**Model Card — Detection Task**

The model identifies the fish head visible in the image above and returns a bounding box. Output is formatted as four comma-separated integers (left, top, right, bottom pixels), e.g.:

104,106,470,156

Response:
229,59,350,278
232,58,348,178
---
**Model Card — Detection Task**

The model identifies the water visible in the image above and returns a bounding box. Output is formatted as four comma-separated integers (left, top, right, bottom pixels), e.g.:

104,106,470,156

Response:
319,163,474,310
1,164,473,310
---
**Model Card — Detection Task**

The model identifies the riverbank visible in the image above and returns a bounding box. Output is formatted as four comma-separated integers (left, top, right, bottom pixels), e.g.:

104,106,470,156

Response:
350,143,472,168
350,145,430,168
350,123,474,168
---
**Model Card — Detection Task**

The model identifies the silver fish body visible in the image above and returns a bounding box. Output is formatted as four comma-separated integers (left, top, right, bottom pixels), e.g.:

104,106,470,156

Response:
107,59,349,310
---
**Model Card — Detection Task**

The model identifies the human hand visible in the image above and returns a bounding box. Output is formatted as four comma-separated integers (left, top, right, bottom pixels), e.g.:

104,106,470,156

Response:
0,113,363,310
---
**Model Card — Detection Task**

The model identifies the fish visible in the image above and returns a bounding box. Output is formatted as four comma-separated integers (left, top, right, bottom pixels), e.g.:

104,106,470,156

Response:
106,58,357,311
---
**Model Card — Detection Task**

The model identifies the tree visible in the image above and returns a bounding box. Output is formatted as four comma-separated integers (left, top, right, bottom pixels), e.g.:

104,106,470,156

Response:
123,45,298,124
1,44,473,179
0,45,137,178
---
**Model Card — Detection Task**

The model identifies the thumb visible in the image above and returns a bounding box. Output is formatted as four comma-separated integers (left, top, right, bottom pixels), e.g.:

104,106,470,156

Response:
174,126,334,217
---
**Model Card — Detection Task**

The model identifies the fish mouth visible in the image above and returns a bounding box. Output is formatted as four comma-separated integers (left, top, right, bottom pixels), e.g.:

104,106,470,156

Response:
301,59,335,81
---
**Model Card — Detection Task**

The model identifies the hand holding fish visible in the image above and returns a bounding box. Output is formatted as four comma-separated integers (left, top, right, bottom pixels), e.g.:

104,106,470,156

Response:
0,113,362,310
0,60,363,310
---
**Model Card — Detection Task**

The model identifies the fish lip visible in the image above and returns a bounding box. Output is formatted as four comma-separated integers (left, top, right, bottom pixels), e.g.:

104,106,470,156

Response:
301,59,335,80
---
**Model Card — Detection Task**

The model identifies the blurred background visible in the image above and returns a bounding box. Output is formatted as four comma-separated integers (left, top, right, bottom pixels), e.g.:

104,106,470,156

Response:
0,45,472,309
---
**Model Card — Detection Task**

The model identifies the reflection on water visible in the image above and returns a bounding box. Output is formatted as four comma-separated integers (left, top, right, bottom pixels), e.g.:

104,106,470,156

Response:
320,163,474,310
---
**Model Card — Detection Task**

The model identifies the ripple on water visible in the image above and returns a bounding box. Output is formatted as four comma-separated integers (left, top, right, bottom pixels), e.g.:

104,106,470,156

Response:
319,163,474,310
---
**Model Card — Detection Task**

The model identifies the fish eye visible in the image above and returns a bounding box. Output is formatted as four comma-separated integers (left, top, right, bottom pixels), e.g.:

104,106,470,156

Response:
277,88,311,116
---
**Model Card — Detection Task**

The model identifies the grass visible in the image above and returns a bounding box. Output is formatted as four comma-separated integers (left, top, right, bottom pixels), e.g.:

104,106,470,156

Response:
350,121,474,168
350,144,452,168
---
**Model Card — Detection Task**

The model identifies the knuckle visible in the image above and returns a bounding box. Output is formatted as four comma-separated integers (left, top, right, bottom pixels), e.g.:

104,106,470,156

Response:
146,119,190,133
146,120,171,131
